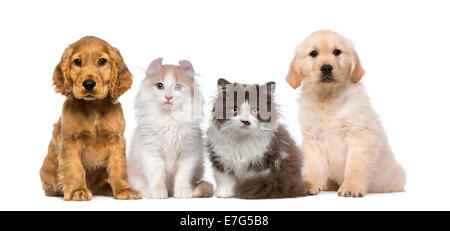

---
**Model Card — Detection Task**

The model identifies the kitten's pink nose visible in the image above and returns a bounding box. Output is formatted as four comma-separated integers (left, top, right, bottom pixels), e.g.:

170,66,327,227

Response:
165,96,173,101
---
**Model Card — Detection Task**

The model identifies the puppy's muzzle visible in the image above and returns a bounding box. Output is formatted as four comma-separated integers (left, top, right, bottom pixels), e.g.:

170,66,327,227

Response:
320,64,335,83
82,80,96,91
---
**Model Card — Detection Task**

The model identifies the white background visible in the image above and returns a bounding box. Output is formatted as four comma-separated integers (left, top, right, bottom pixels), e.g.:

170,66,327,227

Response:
0,0,449,211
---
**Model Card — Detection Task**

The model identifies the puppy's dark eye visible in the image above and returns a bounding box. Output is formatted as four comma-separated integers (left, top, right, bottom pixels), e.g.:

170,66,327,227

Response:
333,49,342,56
98,58,107,66
309,50,318,57
156,82,164,90
74,59,82,66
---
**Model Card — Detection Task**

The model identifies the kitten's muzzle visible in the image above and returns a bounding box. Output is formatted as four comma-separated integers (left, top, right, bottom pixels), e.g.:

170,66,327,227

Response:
240,120,251,126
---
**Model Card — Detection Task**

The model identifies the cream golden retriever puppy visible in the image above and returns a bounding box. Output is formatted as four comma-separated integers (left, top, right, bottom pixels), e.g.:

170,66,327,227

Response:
286,30,406,197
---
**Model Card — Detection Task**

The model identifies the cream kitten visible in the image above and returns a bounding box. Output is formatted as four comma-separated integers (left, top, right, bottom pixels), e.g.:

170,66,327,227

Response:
127,58,213,198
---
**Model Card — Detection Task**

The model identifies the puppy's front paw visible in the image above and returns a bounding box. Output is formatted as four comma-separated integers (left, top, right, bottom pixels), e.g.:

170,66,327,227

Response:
174,186,194,198
307,185,323,195
306,181,324,195
215,187,234,198
338,183,366,197
64,188,92,201
114,188,142,200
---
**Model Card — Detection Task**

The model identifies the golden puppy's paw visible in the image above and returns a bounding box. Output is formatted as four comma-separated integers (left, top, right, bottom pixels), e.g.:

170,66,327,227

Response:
337,183,367,197
307,185,323,195
114,188,142,200
64,188,92,201
306,181,324,195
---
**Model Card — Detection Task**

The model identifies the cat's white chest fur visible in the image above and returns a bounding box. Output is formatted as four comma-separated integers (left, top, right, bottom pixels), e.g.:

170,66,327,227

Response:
207,125,274,177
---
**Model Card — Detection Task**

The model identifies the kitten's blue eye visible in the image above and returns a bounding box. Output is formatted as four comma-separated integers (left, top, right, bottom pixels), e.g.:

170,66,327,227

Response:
175,83,183,91
156,82,164,90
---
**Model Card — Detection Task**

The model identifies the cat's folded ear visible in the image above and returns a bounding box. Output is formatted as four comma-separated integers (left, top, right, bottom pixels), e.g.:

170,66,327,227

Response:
217,78,231,90
146,58,163,77
179,60,195,78
265,81,276,93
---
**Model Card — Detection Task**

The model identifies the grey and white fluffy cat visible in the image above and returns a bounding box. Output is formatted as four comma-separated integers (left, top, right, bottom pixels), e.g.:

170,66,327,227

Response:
127,58,213,198
207,78,307,199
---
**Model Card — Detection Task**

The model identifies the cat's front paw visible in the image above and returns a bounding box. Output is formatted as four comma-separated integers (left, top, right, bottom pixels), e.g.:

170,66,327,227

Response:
144,188,168,199
215,187,235,198
174,186,194,198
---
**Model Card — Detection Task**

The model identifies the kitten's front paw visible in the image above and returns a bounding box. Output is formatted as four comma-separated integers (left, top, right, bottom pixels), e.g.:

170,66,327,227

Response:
337,182,366,197
144,188,168,199
174,186,194,198
215,187,235,198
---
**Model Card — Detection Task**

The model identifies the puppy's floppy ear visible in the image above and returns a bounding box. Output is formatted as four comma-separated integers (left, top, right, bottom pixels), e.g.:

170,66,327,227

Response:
350,49,365,83
53,46,74,97
109,46,132,104
286,57,303,89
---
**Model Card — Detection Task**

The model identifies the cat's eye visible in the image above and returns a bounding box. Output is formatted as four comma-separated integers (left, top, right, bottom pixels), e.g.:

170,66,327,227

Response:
98,58,107,66
309,50,318,57
232,106,239,115
73,59,82,66
333,49,342,56
156,82,164,90
251,108,259,115
175,83,183,91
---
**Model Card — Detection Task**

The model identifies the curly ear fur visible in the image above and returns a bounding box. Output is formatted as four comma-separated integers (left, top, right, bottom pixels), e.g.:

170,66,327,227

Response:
53,47,74,97
109,47,132,104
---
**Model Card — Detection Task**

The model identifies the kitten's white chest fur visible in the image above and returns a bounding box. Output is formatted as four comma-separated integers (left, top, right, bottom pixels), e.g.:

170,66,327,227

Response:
207,125,274,178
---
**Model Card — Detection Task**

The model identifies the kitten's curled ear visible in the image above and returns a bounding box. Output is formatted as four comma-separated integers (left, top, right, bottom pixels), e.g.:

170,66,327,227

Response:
146,57,163,77
53,46,74,97
265,81,276,94
179,60,195,78
217,78,231,90
109,46,133,104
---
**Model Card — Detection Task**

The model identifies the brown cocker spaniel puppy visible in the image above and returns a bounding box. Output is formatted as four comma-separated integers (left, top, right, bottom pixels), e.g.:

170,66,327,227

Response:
39,36,141,200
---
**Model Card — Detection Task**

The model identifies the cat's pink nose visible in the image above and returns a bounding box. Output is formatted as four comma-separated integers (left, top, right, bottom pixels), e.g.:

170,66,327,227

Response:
165,96,173,101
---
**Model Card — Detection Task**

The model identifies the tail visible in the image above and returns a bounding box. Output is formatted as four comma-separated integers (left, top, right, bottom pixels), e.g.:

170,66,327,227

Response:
235,174,307,199
193,181,214,198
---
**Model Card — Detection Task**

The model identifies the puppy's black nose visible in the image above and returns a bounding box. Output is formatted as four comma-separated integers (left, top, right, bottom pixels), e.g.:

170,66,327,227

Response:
240,120,251,126
320,64,333,73
82,80,96,91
